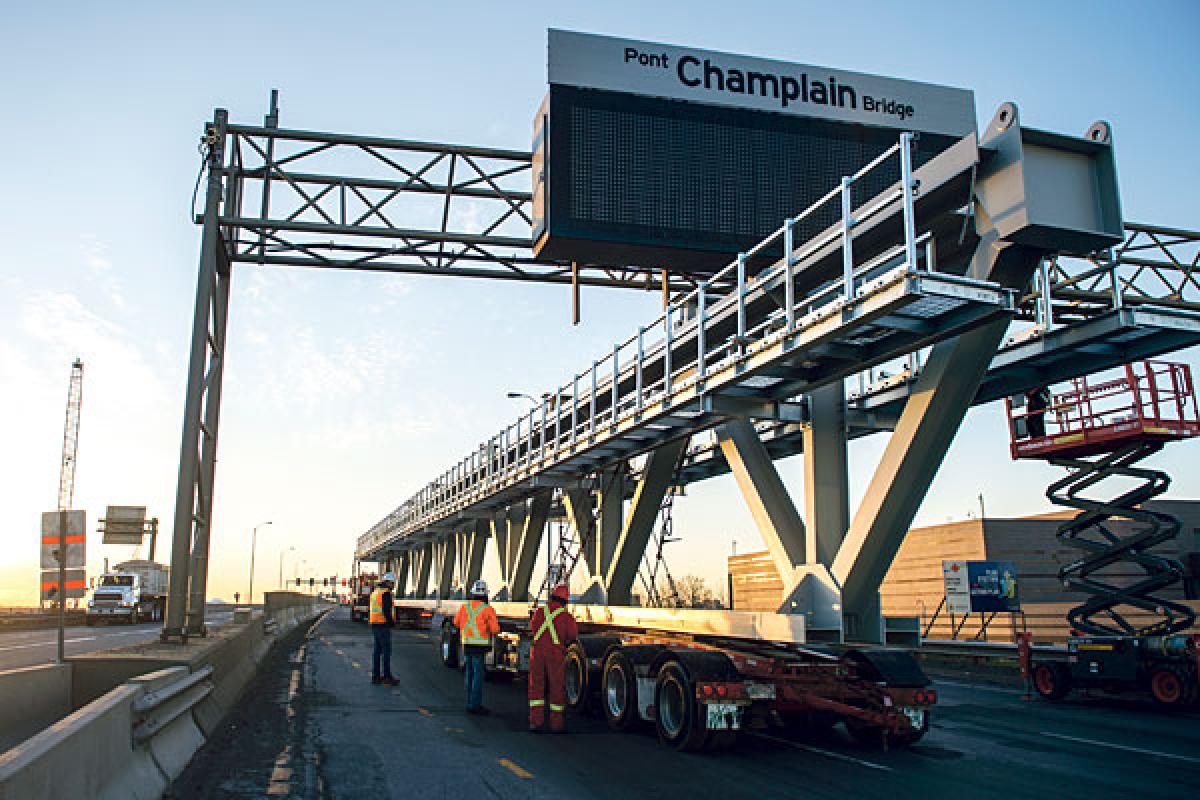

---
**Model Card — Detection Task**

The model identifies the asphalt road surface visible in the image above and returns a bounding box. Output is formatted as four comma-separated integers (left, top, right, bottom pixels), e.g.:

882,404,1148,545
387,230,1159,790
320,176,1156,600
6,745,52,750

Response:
173,607,1200,799
0,611,234,671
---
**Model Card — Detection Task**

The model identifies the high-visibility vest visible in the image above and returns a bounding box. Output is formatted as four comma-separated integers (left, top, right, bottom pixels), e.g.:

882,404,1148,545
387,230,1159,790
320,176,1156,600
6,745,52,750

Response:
535,606,566,646
461,600,492,646
369,588,389,624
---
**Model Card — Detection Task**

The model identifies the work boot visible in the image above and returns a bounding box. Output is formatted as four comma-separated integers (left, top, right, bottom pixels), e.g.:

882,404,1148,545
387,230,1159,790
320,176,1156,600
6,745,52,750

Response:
382,676,398,686
528,725,542,734
371,676,382,685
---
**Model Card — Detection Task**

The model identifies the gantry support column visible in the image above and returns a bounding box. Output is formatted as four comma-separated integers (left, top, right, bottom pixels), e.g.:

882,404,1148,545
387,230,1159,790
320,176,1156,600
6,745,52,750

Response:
163,108,231,642
578,466,625,604
460,519,489,593
717,419,808,604
510,491,552,602
412,541,433,599
787,383,852,637
396,550,411,598
434,534,457,599
829,105,1078,642
491,508,517,601
606,438,688,606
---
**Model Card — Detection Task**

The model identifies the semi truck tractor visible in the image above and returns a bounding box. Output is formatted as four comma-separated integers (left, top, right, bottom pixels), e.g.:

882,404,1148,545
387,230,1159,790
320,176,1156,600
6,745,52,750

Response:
85,560,168,625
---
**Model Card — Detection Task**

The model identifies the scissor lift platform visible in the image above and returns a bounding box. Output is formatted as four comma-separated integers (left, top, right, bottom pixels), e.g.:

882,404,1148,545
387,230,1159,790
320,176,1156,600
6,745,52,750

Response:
1007,361,1200,706
1007,360,1200,459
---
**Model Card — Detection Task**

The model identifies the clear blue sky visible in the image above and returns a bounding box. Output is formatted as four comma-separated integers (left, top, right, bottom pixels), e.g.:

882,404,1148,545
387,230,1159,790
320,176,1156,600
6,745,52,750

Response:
1,1,1197,604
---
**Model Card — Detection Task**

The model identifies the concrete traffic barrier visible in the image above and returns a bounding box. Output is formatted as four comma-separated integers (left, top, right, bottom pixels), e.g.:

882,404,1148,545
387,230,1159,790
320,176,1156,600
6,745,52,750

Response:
0,664,71,753
0,594,329,799
0,682,162,800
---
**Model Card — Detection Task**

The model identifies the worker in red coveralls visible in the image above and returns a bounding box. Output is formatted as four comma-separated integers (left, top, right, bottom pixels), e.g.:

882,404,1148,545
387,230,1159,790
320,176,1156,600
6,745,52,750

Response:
528,583,578,733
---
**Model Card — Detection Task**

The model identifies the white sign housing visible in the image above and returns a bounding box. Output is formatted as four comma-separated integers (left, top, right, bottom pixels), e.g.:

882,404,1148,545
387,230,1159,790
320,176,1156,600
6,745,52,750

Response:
548,30,976,138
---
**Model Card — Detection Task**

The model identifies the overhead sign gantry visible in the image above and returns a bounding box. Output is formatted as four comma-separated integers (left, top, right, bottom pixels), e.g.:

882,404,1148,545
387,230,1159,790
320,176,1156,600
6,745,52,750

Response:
163,31,1200,645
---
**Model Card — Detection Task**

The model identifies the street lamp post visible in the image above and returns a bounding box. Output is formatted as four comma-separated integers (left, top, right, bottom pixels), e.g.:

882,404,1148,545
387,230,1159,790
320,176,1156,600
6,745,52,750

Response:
279,546,296,591
248,521,272,606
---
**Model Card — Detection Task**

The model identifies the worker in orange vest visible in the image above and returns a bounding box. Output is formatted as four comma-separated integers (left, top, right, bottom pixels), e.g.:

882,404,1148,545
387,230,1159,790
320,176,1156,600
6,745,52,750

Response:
528,583,578,733
453,580,500,714
369,573,396,685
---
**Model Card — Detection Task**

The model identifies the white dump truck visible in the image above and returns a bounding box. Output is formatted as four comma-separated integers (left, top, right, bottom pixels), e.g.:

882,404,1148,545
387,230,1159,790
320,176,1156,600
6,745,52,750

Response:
85,560,169,625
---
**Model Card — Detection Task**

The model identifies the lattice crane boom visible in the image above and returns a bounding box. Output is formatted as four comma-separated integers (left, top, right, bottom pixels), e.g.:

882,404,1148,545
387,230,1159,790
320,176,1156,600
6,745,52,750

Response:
57,359,84,512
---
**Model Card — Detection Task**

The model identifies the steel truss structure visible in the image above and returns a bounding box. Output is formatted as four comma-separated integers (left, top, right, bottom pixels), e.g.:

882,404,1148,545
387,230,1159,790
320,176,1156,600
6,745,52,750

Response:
208,92,690,292
165,93,1200,643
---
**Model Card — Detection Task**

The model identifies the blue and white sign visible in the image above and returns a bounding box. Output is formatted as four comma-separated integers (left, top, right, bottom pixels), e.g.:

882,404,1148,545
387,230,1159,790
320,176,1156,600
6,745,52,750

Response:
943,560,1020,613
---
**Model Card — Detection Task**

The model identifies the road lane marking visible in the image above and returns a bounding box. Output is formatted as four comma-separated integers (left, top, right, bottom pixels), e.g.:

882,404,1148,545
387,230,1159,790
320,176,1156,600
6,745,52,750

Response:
498,758,533,779
417,707,434,718
750,733,892,771
1039,731,1200,765
0,636,97,652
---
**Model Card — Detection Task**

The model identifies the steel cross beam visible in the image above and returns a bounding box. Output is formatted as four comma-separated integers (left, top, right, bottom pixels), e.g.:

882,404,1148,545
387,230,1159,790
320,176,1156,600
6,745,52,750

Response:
216,105,698,290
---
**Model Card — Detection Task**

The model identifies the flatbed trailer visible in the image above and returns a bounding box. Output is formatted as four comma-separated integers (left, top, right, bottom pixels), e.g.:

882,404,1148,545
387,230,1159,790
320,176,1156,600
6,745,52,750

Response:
398,599,934,751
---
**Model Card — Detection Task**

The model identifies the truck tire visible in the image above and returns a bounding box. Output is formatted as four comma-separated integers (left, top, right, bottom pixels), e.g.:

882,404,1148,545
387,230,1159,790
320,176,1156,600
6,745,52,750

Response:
564,642,590,712
601,650,640,731
1149,665,1189,707
440,625,460,668
653,660,708,752
1033,661,1072,701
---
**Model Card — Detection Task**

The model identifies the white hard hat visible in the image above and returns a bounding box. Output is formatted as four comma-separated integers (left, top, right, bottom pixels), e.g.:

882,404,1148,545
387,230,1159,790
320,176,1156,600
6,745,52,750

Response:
381,572,396,584
470,579,488,596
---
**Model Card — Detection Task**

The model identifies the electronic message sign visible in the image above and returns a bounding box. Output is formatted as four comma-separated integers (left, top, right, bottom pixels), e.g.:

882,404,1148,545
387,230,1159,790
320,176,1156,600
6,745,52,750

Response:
533,30,977,272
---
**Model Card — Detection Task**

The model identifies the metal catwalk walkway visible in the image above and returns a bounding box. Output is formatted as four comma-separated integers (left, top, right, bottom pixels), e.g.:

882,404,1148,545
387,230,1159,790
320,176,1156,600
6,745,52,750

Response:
357,135,1015,558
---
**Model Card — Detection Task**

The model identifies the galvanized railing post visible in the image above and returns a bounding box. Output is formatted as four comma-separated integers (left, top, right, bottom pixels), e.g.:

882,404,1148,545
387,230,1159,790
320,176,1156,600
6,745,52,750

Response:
590,361,598,435
540,398,547,458
900,132,918,272
571,374,578,445
841,176,855,300
697,282,708,380
554,388,561,451
736,253,747,346
1109,250,1123,310
611,344,620,425
784,220,795,331
663,310,673,397
636,326,644,411
1039,259,1054,330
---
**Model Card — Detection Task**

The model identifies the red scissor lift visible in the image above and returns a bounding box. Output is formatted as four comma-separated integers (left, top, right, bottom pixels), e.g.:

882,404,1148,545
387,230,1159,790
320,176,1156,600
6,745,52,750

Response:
1005,361,1200,706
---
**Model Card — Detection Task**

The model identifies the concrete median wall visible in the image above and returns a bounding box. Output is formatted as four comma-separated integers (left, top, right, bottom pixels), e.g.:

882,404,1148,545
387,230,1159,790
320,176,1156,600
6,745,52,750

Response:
0,595,328,799
0,664,71,753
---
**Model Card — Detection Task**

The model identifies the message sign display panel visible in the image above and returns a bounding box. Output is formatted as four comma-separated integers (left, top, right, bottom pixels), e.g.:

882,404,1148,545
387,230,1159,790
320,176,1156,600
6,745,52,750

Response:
534,31,976,271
